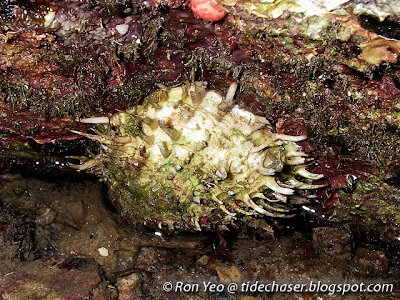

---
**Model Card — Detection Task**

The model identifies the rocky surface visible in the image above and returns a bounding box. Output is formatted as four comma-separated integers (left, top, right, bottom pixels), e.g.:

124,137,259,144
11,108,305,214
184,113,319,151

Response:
1,0,400,298
0,198,35,275
0,0,399,240
0,255,108,300
0,175,399,299
0,0,399,169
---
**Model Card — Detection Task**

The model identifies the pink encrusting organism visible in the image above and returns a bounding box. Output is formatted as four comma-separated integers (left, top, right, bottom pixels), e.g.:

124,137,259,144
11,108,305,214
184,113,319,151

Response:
189,0,227,22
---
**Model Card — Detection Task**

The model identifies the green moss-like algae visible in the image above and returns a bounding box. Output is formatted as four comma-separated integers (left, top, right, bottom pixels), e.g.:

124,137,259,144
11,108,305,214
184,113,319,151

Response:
336,176,400,244
106,162,189,228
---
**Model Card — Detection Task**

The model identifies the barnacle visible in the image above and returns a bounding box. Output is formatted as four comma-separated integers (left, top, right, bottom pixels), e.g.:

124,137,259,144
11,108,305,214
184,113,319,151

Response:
73,82,323,231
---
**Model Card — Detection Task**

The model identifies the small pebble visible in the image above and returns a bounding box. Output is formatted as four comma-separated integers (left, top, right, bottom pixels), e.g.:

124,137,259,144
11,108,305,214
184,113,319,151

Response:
98,247,109,257
116,24,129,35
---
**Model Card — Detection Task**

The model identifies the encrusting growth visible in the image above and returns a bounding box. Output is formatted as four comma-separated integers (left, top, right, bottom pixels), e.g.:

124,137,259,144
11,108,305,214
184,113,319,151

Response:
72,82,324,231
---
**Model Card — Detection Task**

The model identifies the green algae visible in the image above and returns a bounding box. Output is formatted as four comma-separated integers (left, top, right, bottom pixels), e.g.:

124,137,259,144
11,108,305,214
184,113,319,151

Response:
336,176,400,244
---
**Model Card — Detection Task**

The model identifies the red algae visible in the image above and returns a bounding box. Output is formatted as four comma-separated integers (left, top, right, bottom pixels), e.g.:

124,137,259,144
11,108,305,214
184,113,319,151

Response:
190,0,227,22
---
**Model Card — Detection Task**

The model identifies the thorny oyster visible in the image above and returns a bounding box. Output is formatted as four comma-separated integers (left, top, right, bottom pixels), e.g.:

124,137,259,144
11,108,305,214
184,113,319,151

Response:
72,83,324,231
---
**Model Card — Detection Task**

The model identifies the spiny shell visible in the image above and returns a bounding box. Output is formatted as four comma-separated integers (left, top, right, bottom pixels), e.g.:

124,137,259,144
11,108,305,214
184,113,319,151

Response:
75,83,323,232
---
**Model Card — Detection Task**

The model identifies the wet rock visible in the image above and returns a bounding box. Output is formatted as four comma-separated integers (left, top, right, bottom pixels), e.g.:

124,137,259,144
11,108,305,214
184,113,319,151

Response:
36,207,57,226
328,174,358,192
0,176,139,279
1,175,400,299
336,178,400,251
130,232,207,249
230,235,400,299
385,161,400,187
209,261,241,284
196,255,210,266
135,247,171,272
54,184,140,280
237,296,259,300
313,227,353,261
0,203,35,275
65,200,86,225
116,273,142,300
210,245,234,263
34,225,58,257
0,255,107,299
355,248,389,275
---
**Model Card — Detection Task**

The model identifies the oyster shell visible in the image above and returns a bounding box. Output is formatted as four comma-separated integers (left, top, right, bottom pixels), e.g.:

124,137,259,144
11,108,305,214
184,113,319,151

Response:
74,83,323,231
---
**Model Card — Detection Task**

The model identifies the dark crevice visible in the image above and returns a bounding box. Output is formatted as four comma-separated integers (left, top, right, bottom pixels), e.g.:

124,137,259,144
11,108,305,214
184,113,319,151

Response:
358,14,400,41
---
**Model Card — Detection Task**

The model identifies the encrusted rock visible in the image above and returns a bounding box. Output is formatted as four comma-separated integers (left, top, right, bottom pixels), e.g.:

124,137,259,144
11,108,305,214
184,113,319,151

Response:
313,227,353,261
355,248,389,275
116,273,142,300
0,255,107,299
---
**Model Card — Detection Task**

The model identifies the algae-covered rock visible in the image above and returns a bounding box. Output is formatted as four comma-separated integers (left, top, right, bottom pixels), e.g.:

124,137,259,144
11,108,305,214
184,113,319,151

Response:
336,176,400,248
1,0,400,173
0,0,400,246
